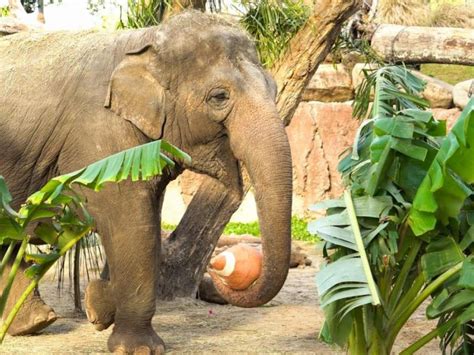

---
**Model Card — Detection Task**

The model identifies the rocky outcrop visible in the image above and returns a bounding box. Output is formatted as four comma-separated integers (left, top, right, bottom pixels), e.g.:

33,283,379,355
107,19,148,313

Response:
302,64,353,102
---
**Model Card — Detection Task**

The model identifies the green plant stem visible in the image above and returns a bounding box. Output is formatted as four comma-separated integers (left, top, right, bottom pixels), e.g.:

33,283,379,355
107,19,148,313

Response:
400,317,458,355
0,238,28,317
366,306,388,355
0,277,37,342
344,190,381,305
349,308,367,354
0,243,16,278
387,261,463,348
390,273,425,324
387,237,421,313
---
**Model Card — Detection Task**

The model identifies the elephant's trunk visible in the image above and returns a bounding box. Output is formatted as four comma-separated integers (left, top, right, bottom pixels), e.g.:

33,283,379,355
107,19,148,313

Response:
210,107,292,307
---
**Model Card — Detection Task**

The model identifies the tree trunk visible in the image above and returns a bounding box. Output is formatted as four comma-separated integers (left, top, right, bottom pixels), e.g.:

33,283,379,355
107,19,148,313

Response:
157,177,242,299
370,24,474,66
271,0,362,126
157,0,362,301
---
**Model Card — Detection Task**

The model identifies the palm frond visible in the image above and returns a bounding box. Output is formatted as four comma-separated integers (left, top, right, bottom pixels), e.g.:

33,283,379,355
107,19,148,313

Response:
239,0,309,68
353,65,428,120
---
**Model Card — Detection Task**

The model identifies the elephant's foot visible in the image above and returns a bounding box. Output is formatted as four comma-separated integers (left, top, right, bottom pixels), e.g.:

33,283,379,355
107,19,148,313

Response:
108,326,165,354
85,279,115,331
6,294,57,336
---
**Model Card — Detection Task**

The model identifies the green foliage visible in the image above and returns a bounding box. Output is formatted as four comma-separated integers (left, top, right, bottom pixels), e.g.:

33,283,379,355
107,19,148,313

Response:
421,64,474,85
117,0,171,29
408,100,474,236
0,7,9,17
290,216,315,242
225,216,315,241
224,220,260,236
239,0,309,68
163,216,317,242
310,64,474,354
352,65,428,120
0,140,189,341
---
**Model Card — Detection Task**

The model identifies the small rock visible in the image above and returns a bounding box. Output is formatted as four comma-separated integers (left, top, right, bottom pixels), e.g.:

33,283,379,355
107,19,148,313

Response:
453,79,474,110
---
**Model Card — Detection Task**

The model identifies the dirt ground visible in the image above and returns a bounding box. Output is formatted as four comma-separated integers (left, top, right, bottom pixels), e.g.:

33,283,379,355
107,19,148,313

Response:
1,242,440,354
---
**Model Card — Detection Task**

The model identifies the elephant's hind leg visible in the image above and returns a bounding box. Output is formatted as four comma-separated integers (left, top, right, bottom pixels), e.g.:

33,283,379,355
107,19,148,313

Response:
85,279,115,331
1,255,57,336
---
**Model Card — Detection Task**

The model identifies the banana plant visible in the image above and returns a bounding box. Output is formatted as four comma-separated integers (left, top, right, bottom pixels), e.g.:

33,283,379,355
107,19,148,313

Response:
0,140,190,341
310,65,474,354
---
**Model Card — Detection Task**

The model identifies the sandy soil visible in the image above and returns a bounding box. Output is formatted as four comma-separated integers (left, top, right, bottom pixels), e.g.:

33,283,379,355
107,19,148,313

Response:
1,242,439,354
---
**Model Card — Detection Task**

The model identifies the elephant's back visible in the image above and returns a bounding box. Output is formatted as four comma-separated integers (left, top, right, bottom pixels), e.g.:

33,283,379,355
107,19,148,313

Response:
0,28,159,174
1,30,120,100
0,27,161,133
0,28,160,105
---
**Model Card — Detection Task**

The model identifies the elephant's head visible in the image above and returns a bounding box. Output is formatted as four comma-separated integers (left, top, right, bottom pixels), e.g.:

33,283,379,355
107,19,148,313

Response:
104,11,292,307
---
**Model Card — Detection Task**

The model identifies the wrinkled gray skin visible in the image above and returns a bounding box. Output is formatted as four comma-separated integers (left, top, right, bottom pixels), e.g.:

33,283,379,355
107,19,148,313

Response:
0,11,292,353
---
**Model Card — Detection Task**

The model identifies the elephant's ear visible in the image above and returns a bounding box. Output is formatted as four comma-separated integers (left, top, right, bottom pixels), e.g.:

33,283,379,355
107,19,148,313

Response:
104,46,166,140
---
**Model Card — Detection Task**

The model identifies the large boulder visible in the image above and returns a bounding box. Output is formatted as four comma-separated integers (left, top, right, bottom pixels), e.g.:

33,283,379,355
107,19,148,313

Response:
412,71,453,109
302,64,353,102
453,79,473,110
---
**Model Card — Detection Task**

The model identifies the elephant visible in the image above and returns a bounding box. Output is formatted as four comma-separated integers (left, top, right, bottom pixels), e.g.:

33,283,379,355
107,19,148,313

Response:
0,11,292,353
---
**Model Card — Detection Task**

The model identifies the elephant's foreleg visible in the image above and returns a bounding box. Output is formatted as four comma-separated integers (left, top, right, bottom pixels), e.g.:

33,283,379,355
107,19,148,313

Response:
158,176,242,299
83,183,164,354
0,247,57,335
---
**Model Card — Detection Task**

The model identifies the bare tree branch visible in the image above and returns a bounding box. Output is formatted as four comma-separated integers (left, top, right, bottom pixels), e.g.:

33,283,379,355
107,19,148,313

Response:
271,0,362,125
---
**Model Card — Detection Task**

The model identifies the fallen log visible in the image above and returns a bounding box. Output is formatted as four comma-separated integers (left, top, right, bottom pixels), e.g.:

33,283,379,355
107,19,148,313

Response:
371,24,474,65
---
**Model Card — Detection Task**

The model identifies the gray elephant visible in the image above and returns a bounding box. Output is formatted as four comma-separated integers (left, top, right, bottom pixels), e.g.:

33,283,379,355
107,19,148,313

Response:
0,11,292,353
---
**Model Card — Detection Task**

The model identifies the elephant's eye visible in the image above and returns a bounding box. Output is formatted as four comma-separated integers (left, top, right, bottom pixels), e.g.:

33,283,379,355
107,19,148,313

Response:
208,88,230,108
